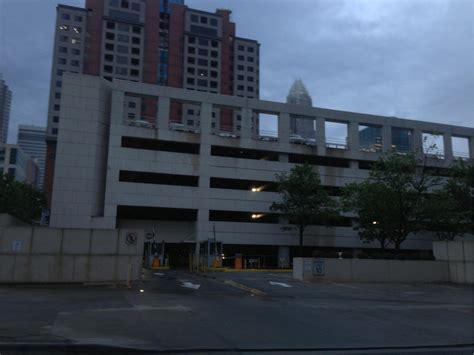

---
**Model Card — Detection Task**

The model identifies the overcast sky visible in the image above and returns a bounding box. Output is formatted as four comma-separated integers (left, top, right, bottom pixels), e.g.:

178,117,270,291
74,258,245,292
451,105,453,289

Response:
0,0,473,144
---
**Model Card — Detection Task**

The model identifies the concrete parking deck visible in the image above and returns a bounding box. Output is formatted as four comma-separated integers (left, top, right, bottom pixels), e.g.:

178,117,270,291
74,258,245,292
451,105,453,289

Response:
0,270,473,354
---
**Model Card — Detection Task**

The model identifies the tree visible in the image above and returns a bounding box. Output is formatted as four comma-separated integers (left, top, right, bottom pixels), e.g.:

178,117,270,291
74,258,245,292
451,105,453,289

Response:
270,163,338,257
0,174,46,223
342,151,441,252
425,160,474,240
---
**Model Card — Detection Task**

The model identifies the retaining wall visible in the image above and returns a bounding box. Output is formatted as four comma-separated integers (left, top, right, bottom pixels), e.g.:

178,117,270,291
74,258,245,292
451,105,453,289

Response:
0,226,144,283
433,240,474,284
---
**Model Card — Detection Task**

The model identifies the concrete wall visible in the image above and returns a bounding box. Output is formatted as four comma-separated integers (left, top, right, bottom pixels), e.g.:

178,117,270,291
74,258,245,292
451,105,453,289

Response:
293,258,450,283
0,226,144,283
433,240,474,284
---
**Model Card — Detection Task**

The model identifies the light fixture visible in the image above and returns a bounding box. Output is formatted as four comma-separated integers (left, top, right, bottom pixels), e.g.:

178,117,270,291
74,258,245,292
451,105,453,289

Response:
251,214,258,219
139,289,144,293
372,221,378,225
251,187,258,192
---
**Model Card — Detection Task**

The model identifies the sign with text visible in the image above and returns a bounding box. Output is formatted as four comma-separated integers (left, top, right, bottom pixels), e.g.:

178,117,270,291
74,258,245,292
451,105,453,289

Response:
11,241,22,252
313,259,325,276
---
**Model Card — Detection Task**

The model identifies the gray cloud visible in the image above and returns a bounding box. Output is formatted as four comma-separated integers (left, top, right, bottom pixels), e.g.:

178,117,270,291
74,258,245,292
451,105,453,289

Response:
1,0,472,144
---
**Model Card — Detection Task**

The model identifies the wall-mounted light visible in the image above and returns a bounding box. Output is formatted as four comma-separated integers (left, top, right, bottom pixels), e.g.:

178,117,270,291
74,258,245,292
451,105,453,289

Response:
372,221,379,225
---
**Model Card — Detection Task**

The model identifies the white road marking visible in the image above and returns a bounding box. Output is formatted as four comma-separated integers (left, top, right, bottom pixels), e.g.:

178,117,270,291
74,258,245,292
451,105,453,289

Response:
332,283,358,289
269,281,292,288
180,281,201,290
153,272,164,276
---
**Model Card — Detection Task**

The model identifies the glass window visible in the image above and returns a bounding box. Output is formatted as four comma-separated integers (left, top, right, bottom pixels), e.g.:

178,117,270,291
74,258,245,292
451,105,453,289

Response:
197,69,208,77
132,37,140,44
187,78,194,85
247,86,254,92
211,40,218,48
130,69,139,76
54,104,60,111
70,60,79,66
73,27,81,34
188,36,195,44
105,43,114,51
71,38,81,44
118,23,130,32
56,69,64,76
187,109,194,115
359,125,382,152
103,65,113,73
131,58,140,65
58,58,67,65
200,16,207,24
197,79,207,86
131,2,140,11
210,81,217,88
61,13,70,20
247,66,254,72
238,55,244,61
238,45,244,51
191,14,198,22
105,54,113,62
72,48,80,55
106,32,115,40
210,18,218,26
59,35,68,42
198,38,208,46
131,47,140,55
118,34,129,42
187,67,195,74
237,75,244,80
198,58,208,66
52,128,58,135
210,60,218,68
53,116,59,123
116,56,128,64
237,85,244,90
198,48,208,56
187,56,195,64
121,0,129,9
74,15,82,22
110,0,119,6
56,80,62,88
59,46,67,53
247,76,254,82
247,47,254,53
107,21,115,29
391,127,412,152
210,51,218,58
115,67,128,75
210,71,218,78
55,93,61,99
117,45,128,53
187,120,194,125
247,56,254,62
132,26,141,34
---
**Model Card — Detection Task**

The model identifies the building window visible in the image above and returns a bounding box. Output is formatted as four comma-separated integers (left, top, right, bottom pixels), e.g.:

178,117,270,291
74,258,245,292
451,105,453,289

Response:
187,56,195,64
188,47,195,54
52,128,58,135
131,2,140,11
197,69,208,77
237,75,244,80
237,115,241,121
71,60,79,66
74,15,82,22
115,67,127,75
59,24,68,31
132,26,141,34
130,69,139,76
210,81,217,88
198,48,208,56
105,54,114,62
210,60,218,68
53,116,59,123
72,48,80,55
55,93,61,100
131,47,140,55
238,55,244,61
210,50,218,58
248,66,254,72
188,36,195,44
71,38,81,44
187,78,194,85
197,79,207,87
54,104,60,111
198,59,208,66
211,40,218,48
210,71,218,78
247,86,254,92
105,43,114,51
187,120,194,125
118,23,130,32
237,85,244,90
59,46,67,53
106,32,115,40
121,0,129,9
110,0,119,6
56,80,62,88
131,58,140,65
117,45,128,53
210,18,218,26
103,65,113,73
61,13,70,20
247,57,254,62
132,37,140,44
116,56,128,64
198,38,208,46
58,58,67,65
248,76,254,82
190,14,198,22
238,45,244,51
118,34,129,42
106,21,115,29
59,35,68,42
187,67,195,74
237,65,244,70
200,16,207,24
73,27,81,34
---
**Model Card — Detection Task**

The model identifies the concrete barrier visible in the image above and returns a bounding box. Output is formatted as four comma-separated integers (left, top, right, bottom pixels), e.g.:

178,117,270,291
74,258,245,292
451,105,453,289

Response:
0,225,144,283
433,240,474,284
293,258,450,283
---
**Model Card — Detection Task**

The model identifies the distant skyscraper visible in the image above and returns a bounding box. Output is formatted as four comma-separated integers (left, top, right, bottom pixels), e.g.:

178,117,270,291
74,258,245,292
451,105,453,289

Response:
17,125,46,190
286,79,314,138
0,75,12,144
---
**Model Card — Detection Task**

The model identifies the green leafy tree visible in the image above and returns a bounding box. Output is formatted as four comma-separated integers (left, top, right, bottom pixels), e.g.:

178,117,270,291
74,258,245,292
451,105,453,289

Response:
271,163,338,257
425,161,474,240
0,174,46,223
342,151,441,251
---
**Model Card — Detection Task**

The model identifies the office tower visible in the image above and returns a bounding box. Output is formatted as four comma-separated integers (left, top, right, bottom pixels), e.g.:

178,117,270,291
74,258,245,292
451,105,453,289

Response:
287,79,314,139
0,75,12,144
0,144,39,186
17,125,47,190
45,0,260,206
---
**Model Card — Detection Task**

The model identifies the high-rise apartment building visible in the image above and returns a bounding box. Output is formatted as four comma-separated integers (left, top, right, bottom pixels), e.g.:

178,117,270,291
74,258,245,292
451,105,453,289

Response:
45,0,260,206
0,144,39,186
287,79,314,139
17,125,47,190
0,75,12,144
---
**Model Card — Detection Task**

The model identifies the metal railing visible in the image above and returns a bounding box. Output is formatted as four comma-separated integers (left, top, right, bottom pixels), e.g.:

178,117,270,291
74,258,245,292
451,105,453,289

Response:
326,137,348,149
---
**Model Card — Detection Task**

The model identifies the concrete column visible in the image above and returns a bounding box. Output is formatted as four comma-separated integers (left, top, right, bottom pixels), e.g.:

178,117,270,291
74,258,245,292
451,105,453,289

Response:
157,96,170,130
194,208,210,267
316,118,326,155
278,112,290,143
412,129,424,160
110,90,124,125
240,108,252,140
278,246,290,268
443,133,454,163
200,102,213,136
348,121,359,151
469,136,474,160
382,125,391,152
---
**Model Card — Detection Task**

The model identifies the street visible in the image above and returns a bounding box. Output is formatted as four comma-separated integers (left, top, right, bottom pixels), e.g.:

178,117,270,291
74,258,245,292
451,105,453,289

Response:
0,269,473,354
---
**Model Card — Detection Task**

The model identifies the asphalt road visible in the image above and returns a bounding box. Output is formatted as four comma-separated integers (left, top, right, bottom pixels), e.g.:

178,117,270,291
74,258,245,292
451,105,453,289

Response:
0,269,473,354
